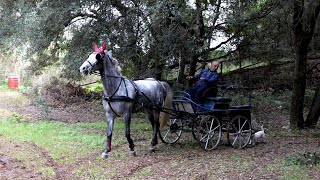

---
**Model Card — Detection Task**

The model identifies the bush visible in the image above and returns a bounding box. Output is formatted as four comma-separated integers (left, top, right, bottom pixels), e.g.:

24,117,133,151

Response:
2,79,8,86
41,77,101,107
24,76,101,109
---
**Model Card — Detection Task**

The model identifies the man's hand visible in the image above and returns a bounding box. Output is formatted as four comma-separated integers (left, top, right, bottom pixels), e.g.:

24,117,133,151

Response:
186,76,193,80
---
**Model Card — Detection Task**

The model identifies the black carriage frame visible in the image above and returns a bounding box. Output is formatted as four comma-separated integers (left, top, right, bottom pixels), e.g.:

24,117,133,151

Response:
158,84,254,151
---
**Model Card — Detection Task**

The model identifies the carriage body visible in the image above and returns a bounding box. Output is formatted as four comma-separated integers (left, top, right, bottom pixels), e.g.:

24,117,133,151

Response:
159,84,253,150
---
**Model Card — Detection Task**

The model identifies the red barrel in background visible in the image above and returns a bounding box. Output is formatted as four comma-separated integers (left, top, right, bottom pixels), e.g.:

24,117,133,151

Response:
8,75,19,89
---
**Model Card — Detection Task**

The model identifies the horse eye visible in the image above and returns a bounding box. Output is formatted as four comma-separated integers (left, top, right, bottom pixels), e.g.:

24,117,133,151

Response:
96,53,102,60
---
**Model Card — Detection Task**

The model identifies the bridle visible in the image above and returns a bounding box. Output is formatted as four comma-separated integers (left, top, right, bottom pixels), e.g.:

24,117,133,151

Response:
85,52,105,75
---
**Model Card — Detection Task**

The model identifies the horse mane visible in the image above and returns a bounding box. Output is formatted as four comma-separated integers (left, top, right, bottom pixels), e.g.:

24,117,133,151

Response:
111,57,122,73
106,51,122,74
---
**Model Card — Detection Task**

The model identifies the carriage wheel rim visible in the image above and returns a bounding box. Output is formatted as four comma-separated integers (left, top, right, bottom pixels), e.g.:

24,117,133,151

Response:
198,116,221,150
159,117,182,144
228,115,251,148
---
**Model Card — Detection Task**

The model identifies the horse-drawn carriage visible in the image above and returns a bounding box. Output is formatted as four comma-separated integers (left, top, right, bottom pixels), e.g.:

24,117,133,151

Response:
159,84,253,151
79,43,255,158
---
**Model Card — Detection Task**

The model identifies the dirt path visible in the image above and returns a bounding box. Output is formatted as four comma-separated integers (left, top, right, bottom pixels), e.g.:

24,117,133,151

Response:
0,91,319,179
29,142,65,180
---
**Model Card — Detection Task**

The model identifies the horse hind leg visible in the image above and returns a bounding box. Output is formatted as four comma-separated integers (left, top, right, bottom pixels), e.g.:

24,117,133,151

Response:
148,109,160,153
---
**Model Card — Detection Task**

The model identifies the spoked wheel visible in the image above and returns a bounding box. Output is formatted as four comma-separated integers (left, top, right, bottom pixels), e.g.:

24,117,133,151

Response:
227,115,252,148
197,115,222,151
159,117,183,144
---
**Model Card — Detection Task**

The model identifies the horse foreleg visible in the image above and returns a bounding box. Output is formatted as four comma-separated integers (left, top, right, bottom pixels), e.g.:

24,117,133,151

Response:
102,112,116,159
124,114,136,156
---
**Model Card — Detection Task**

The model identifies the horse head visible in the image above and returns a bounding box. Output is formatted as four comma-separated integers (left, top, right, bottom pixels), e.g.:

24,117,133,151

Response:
79,42,107,76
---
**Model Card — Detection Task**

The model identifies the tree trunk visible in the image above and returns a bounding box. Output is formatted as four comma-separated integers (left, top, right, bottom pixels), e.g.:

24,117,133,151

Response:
155,62,163,80
188,0,205,87
290,0,320,129
177,59,186,84
290,47,307,128
305,79,320,127
188,54,199,87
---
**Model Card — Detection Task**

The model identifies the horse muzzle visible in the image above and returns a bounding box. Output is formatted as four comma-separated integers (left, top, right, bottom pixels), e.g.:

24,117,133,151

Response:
80,66,91,76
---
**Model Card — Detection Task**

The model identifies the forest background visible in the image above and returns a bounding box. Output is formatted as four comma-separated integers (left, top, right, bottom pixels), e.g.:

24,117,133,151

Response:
0,0,320,130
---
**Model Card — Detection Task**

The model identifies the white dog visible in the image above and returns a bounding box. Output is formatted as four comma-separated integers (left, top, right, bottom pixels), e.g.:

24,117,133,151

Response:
249,125,266,146
253,125,266,142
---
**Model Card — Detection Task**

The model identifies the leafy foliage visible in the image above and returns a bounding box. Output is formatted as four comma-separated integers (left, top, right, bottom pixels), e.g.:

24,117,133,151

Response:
0,0,288,81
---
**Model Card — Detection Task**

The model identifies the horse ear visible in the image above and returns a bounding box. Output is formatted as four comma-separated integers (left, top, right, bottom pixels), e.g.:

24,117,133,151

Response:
93,43,100,52
101,42,107,52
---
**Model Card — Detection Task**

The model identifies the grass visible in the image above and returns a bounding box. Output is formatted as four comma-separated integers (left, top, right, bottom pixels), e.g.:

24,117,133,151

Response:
0,85,319,179
0,84,17,92
77,121,151,131
0,117,103,164
220,60,267,74
281,163,315,180
0,114,319,179
0,136,57,178
74,164,117,179
0,113,153,164
0,80,28,93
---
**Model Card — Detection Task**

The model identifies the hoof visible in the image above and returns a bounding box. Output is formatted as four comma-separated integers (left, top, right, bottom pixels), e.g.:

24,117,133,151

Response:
101,152,108,159
129,150,136,156
149,145,156,153
149,149,156,153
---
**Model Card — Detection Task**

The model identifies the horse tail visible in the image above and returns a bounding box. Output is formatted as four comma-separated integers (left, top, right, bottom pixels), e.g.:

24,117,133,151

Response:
159,82,173,129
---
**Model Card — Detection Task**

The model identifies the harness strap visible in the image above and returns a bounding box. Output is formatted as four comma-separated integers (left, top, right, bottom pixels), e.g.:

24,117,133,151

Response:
107,101,118,116
158,80,167,107
109,77,125,98
102,76,169,115
87,60,93,67
104,96,135,102
103,77,136,116
104,96,135,117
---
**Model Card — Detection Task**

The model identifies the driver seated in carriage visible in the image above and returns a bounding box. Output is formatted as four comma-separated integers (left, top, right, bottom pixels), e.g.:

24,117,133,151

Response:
185,61,220,104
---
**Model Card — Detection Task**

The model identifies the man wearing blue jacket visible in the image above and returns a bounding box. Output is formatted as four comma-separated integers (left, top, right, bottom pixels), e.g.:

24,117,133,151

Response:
186,61,220,104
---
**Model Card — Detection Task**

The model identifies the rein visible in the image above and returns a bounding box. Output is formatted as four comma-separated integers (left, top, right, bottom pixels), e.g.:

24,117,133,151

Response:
80,81,99,86
79,72,100,87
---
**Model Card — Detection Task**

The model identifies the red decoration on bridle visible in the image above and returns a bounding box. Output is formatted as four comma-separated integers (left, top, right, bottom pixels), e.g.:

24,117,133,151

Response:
93,42,107,53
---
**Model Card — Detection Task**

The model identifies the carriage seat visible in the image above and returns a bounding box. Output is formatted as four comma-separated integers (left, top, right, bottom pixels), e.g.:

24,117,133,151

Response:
201,85,231,103
205,96,232,103
200,85,231,109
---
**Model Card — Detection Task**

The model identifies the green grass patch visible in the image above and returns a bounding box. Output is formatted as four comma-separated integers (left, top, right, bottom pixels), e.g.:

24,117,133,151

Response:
281,164,314,180
135,167,153,177
221,60,267,74
74,163,116,179
0,118,104,164
0,80,28,93
0,136,56,178
0,83,11,92
280,151,320,180
77,120,150,131
285,151,320,166
0,115,153,165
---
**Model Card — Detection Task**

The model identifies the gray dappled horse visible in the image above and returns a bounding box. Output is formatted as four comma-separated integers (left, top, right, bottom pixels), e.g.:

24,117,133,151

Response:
79,43,173,158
